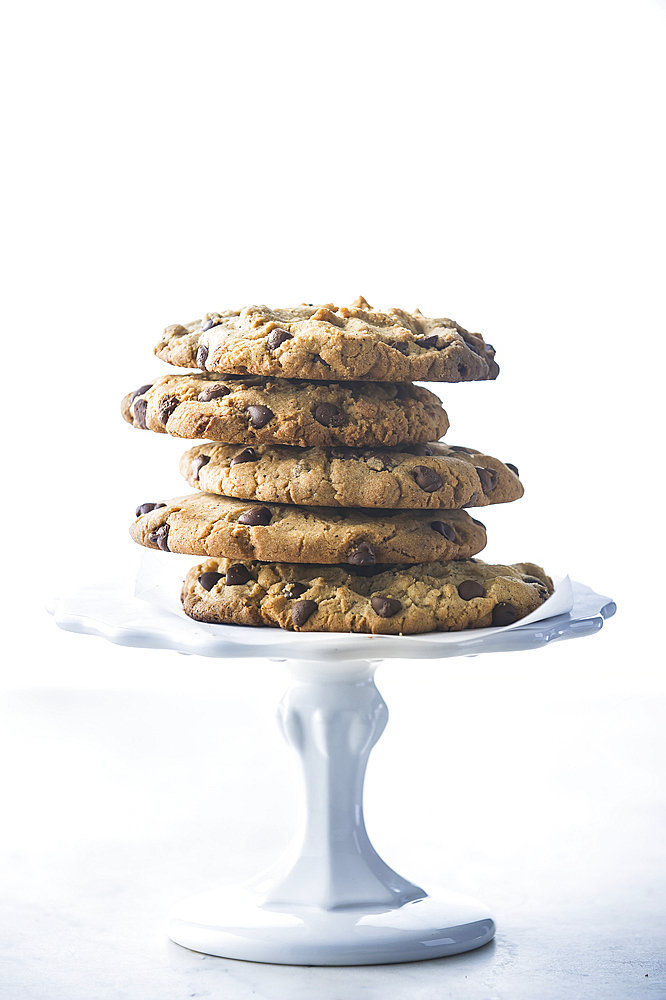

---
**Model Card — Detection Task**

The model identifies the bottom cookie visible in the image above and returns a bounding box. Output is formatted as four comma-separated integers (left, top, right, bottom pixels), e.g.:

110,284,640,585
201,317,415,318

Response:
181,558,554,634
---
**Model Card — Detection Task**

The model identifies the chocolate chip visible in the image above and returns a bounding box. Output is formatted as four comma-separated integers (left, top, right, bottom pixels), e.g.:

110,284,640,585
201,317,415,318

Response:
431,521,455,540
413,466,443,492
417,335,439,349
463,338,480,355
225,565,252,586
201,318,217,332
293,460,312,478
462,493,479,507
471,518,486,528
157,394,180,425
267,328,292,350
364,450,394,470
135,502,166,517
238,505,271,526
315,402,345,427
195,416,212,436
371,595,402,618
191,454,210,479
506,462,519,477
449,445,474,454
130,384,152,402
196,344,209,369
292,599,318,627
389,340,409,354
404,443,434,456
230,447,257,466
148,524,170,551
197,383,231,402
458,579,485,600
198,571,223,591
457,363,468,376
492,602,518,626
133,397,148,429
284,582,308,599
522,575,544,585
348,541,376,565
246,405,274,428
475,466,499,493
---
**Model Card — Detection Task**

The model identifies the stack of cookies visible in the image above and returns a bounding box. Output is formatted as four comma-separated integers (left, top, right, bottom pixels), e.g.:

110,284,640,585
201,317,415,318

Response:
122,297,553,634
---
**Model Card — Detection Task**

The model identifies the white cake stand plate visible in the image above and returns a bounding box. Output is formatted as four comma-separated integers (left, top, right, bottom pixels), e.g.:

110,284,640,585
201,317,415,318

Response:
49,579,615,966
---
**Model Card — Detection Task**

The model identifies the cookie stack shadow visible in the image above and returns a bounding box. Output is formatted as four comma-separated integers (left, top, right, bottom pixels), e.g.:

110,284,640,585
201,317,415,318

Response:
122,297,553,634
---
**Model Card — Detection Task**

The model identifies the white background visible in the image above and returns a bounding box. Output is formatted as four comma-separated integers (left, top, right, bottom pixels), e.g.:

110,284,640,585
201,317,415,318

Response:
1,1,665,997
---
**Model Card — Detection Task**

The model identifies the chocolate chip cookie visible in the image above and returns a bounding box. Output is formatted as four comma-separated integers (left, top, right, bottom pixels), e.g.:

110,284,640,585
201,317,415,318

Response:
122,374,450,448
153,297,499,383
181,558,553,633
130,493,487,564
180,441,523,509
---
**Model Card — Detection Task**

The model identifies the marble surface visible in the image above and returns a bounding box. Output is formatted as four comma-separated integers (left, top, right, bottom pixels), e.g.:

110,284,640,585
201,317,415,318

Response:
1,643,665,999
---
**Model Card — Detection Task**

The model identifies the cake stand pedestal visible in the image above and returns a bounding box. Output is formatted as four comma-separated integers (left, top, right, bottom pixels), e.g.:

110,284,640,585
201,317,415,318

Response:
49,579,615,966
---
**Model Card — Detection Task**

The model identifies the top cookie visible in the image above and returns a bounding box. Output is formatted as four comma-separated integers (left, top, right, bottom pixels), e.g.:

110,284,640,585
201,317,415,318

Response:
153,297,499,383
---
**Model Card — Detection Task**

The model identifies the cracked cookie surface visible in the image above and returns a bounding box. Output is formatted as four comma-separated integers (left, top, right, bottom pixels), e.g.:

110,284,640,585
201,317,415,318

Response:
130,493,487,564
122,373,449,448
153,297,499,383
181,558,553,633
180,441,523,509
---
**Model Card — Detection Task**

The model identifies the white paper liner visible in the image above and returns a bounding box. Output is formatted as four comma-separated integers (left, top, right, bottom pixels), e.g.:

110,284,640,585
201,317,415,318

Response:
134,549,574,636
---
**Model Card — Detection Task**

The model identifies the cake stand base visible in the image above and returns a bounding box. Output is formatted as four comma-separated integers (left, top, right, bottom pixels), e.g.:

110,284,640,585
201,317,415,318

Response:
167,657,495,965
168,886,495,965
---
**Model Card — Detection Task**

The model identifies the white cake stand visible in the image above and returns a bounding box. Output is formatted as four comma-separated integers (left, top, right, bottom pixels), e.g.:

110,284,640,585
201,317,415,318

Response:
49,579,615,966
